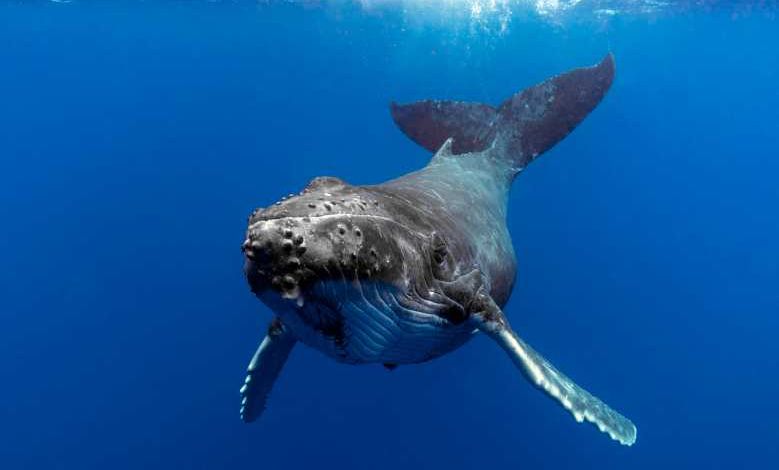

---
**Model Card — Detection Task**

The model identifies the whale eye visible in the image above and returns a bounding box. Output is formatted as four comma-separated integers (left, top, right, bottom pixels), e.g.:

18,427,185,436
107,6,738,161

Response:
431,232,448,265
433,245,447,265
430,232,455,281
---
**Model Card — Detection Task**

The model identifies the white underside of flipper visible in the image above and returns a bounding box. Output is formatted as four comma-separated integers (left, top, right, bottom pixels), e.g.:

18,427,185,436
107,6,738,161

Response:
472,295,637,446
240,321,296,423
493,327,637,446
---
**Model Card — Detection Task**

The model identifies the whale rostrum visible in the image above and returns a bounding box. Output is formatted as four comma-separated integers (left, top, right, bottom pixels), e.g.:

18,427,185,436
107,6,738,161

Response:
239,53,636,446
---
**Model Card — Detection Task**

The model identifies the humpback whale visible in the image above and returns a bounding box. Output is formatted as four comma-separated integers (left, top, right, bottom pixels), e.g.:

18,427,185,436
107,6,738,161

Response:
239,53,636,446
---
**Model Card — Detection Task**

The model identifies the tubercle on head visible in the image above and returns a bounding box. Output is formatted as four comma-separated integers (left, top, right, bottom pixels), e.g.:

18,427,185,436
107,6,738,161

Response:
243,200,404,305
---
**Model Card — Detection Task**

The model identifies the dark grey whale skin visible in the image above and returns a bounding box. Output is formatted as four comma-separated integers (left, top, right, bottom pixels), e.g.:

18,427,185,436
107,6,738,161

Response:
243,53,615,356
238,54,636,446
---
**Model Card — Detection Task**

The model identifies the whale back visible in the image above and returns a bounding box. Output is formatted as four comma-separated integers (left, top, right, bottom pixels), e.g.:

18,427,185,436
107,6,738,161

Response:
382,54,616,303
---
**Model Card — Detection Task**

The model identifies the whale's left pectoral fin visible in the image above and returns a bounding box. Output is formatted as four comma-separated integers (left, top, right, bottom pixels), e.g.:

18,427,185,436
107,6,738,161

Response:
470,293,637,446
240,318,296,423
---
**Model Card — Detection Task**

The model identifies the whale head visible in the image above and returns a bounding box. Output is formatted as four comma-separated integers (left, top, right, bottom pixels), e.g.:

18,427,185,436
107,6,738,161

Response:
244,176,394,294
241,176,459,355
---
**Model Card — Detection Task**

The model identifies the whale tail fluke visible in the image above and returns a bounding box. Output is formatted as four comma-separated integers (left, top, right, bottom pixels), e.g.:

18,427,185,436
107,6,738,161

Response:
390,53,615,174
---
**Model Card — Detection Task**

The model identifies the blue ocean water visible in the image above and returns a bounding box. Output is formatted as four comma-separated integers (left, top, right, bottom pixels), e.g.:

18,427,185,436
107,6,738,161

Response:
1,1,778,468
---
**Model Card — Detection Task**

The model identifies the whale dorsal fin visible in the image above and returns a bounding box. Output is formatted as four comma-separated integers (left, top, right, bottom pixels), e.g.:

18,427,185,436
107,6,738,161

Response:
390,53,615,174
431,137,455,162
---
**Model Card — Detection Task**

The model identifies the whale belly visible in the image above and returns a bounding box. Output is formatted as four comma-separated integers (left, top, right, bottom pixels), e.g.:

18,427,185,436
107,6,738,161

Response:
278,280,476,365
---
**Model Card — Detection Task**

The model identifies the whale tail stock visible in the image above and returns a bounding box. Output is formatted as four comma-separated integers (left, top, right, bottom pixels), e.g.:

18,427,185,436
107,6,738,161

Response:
390,53,615,174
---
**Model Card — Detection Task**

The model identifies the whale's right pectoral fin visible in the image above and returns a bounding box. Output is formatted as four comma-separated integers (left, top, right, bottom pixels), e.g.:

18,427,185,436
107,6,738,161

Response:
240,318,296,423
470,292,637,446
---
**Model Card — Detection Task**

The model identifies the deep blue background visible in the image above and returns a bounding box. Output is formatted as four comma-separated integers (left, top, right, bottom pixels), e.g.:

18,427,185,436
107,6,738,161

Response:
1,2,777,468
